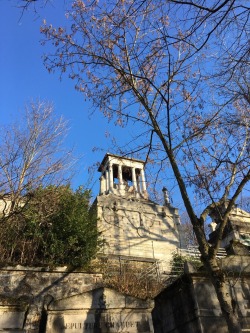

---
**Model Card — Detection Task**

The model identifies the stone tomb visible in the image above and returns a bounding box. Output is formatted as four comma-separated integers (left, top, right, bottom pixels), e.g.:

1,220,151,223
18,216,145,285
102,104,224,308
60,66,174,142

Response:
153,255,250,333
47,287,154,333
0,267,154,333
95,154,181,273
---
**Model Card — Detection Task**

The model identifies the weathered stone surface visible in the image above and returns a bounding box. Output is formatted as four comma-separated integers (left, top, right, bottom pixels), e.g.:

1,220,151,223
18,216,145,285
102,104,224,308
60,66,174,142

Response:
95,193,181,272
153,256,250,333
46,288,154,333
0,268,102,300
93,153,181,274
226,241,250,255
0,268,103,332
0,306,26,330
0,269,154,333
209,206,250,249
220,254,250,273
47,310,153,333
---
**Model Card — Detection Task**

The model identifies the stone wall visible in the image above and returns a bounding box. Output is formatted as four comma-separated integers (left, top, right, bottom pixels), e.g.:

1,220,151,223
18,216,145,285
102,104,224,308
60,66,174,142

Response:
95,193,181,272
0,267,154,333
152,255,250,333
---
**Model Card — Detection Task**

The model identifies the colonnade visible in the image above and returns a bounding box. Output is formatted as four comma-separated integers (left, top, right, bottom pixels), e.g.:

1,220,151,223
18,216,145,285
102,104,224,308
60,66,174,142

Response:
100,162,147,196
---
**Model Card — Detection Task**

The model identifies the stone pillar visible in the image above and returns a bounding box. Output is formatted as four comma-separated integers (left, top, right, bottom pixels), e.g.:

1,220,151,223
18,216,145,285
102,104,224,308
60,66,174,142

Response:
109,163,114,192
100,175,105,194
137,172,142,193
118,164,123,189
105,169,109,192
141,169,147,192
132,167,137,192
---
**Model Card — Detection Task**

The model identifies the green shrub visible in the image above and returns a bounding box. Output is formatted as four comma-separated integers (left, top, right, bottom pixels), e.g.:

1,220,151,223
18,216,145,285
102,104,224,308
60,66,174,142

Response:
170,252,202,276
0,185,100,267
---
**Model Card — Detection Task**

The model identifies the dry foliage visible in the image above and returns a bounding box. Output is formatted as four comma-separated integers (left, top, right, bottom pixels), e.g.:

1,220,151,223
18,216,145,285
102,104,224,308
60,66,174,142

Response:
92,258,165,299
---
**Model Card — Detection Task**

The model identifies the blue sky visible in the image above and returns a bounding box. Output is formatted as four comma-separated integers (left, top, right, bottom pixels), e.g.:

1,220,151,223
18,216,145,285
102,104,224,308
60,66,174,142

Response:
0,0,131,196
2,1,248,212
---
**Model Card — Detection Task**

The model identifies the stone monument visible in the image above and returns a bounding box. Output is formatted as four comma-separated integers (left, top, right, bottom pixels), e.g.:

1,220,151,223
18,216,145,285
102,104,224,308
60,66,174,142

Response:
93,153,182,272
209,204,250,250
0,268,154,333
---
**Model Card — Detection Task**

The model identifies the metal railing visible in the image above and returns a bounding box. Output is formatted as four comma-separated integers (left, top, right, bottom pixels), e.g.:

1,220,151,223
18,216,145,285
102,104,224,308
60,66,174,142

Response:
179,246,227,259
98,245,229,292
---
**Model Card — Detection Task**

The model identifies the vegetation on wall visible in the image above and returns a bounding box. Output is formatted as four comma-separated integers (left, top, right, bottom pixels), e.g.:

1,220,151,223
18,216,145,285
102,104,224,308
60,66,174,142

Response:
170,252,202,277
97,258,164,299
0,185,100,267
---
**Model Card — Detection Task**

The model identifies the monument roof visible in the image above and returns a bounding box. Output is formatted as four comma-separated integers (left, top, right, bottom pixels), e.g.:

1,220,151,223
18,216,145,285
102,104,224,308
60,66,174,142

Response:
98,153,146,172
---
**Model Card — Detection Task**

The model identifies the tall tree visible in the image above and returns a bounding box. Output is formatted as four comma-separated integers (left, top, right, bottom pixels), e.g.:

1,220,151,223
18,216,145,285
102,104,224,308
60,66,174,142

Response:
41,1,250,331
0,100,75,220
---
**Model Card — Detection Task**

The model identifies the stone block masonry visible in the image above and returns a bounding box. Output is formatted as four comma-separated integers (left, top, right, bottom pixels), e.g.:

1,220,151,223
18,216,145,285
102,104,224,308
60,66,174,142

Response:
0,266,154,333
153,255,250,333
95,154,182,275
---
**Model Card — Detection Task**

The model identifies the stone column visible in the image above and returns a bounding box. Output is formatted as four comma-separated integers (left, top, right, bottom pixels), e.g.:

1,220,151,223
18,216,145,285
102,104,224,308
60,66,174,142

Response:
141,169,147,192
118,164,123,189
136,172,141,193
105,169,109,192
109,163,114,192
100,175,105,194
132,167,137,192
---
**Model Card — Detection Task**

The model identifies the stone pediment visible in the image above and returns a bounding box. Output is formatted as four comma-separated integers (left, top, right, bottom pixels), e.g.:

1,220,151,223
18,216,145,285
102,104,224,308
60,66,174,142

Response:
0,271,154,333
46,287,154,333
48,287,153,311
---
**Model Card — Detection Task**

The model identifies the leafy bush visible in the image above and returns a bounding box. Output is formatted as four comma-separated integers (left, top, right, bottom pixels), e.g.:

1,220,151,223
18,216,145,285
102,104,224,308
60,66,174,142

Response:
170,252,202,276
0,186,100,267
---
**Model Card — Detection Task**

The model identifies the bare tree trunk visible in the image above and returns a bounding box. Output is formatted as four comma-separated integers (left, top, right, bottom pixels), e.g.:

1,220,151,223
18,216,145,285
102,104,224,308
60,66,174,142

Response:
167,150,242,332
204,258,242,333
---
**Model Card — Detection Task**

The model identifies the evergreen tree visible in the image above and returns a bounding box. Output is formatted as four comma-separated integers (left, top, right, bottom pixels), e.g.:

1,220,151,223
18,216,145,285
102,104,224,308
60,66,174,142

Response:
0,186,100,267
